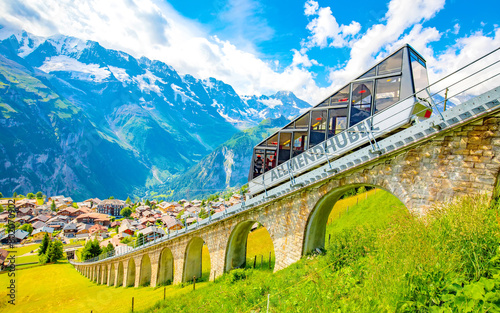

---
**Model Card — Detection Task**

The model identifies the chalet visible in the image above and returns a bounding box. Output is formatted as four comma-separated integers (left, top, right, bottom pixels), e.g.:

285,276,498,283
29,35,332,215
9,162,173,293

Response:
13,216,30,224
63,223,78,237
47,215,69,227
110,221,121,228
15,199,37,210
76,223,92,237
0,249,9,270
47,195,65,203
161,216,183,230
89,224,108,237
118,219,135,236
186,217,199,226
137,226,166,242
17,206,35,217
97,199,126,216
0,229,29,244
158,202,176,213
0,212,9,223
32,227,54,242
57,207,79,217
75,213,111,226
32,221,48,229
29,215,50,224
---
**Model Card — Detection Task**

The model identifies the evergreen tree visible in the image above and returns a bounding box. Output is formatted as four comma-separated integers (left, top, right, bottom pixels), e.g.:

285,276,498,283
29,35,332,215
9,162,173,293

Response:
0,192,3,198
13,192,17,198
51,200,56,211
102,242,114,255
38,233,50,256
0,204,3,212
125,196,131,204
81,238,102,261
47,240,64,262
20,223,33,235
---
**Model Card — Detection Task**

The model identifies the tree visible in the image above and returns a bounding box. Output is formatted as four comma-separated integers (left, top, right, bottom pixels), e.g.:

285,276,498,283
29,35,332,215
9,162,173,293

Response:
36,191,43,199
51,200,56,211
102,242,114,255
72,202,78,208
0,204,3,213
109,196,114,199
81,238,102,261
0,192,3,198
27,193,35,199
120,207,132,218
38,233,50,256
357,186,366,194
12,192,17,198
125,196,131,204
198,208,208,219
145,199,151,207
47,240,64,262
176,209,185,220
20,223,33,235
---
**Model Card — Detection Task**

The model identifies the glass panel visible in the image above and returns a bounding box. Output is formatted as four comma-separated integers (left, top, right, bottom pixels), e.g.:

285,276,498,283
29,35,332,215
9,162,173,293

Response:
328,107,348,138
329,86,350,105
253,149,265,178
350,81,373,126
292,131,308,157
317,98,330,107
377,49,403,75
295,112,310,128
266,134,278,147
374,76,401,113
309,110,327,147
278,132,291,165
410,51,429,97
264,149,276,172
357,67,376,79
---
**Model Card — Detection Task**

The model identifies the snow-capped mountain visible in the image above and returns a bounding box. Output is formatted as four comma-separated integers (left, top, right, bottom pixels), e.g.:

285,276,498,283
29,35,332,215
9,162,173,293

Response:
0,27,310,200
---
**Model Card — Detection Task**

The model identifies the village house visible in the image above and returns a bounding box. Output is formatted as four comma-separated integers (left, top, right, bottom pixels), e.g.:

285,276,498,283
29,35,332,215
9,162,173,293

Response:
118,219,135,236
13,216,30,225
15,199,37,210
0,229,29,244
29,214,50,224
17,206,35,217
137,226,166,242
76,223,92,238
75,213,111,226
96,199,126,216
158,201,176,213
161,215,183,231
89,224,108,237
32,226,54,242
63,223,78,238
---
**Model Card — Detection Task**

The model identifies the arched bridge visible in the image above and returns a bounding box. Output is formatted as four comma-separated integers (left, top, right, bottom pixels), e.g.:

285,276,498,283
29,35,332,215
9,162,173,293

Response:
72,84,500,288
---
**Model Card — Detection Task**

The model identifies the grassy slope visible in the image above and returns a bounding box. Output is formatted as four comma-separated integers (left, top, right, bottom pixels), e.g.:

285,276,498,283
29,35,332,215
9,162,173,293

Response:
0,190,406,312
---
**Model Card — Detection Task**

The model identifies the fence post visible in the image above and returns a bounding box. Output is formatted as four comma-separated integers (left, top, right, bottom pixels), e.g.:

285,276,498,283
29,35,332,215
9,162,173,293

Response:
164,287,166,300
268,252,271,269
131,297,134,312
253,255,257,269
193,276,196,291
328,234,331,245
261,255,263,269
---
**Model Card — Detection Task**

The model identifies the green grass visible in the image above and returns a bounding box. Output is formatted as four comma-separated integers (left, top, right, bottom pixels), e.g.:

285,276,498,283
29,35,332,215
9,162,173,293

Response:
0,261,209,313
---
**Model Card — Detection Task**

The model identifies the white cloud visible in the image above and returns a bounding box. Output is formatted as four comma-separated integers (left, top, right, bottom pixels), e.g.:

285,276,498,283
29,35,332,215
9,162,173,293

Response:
305,6,360,48
291,49,318,67
453,23,460,35
326,0,446,89
304,0,319,16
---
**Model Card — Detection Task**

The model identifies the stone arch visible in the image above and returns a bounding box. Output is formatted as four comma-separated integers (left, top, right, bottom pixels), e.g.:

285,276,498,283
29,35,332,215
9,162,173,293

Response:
102,265,108,285
157,247,174,286
109,264,115,286
126,258,136,287
224,220,275,272
303,184,407,255
139,254,152,287
183,237,207,282
117,261,124,287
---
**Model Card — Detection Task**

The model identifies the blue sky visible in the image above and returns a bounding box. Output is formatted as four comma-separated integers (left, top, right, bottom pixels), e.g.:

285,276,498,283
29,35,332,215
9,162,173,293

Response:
0,0,498,103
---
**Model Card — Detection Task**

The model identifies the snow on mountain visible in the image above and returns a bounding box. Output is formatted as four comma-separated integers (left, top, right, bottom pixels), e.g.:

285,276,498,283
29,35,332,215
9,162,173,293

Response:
38,55,111,82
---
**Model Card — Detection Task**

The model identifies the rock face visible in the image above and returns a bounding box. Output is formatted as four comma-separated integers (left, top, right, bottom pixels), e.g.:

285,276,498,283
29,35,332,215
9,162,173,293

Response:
0,28,311,200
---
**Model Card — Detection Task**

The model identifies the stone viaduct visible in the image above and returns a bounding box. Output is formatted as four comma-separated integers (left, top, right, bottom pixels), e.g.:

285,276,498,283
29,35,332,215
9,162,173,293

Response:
72,87,500,288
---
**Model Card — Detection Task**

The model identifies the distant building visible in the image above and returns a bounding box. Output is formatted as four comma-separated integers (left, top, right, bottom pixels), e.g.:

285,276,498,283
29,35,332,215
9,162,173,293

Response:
96,199,126,216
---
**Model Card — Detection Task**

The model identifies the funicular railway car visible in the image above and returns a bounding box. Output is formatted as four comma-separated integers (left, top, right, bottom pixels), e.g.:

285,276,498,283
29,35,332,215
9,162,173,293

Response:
248,44,434,196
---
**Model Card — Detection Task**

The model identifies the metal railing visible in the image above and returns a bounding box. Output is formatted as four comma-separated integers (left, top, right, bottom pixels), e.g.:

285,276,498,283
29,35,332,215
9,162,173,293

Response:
72,46,500,265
